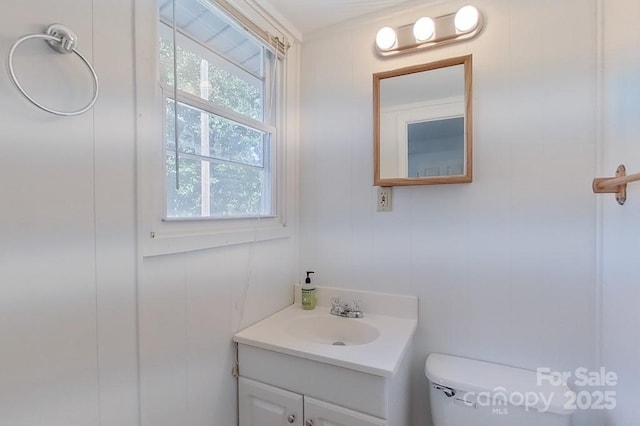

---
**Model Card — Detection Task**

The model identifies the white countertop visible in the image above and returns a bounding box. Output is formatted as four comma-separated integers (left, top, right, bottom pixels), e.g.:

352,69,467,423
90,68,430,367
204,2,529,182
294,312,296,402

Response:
233,302,417,378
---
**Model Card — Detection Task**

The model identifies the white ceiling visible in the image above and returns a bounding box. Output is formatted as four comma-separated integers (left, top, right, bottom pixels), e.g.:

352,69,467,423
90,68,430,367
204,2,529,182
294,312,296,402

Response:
259,0,417,36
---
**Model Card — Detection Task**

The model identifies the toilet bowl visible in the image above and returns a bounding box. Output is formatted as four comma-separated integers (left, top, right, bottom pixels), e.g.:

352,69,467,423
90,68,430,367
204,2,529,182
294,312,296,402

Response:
425,353,575,426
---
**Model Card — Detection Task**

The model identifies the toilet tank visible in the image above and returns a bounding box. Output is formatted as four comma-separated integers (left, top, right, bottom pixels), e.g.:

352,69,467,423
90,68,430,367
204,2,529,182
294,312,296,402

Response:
425,353,575,426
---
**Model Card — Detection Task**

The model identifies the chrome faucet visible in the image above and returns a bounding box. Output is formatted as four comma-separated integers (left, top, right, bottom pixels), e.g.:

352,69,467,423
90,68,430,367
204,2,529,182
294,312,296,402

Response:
330,297,364,319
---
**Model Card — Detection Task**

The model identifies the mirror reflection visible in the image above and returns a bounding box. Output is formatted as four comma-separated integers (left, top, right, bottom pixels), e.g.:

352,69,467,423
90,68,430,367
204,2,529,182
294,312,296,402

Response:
374,55,472,186
408,116,464,177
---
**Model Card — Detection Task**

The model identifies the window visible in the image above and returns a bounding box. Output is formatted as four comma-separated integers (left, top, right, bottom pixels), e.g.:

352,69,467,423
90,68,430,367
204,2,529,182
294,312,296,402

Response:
158,0,281,219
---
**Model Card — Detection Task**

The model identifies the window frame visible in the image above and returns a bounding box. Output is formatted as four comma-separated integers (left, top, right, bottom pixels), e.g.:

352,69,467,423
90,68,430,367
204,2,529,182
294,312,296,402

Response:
135,0,291,257
159,15,277,220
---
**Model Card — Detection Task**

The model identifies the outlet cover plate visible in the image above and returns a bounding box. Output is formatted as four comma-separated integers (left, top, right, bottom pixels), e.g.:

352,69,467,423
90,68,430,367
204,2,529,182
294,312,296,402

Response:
377,187,392,212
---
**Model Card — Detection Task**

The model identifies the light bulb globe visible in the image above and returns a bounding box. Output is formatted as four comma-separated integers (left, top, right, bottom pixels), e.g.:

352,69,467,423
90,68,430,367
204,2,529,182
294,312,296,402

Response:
376,27,397,50
413,17,435,42
455,5,479,33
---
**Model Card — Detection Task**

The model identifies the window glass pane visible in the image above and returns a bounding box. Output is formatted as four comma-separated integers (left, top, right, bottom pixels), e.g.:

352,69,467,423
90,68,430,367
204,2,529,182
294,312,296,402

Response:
160,38,263,121
166,100,265,167
166,154,271,217
210,163,265,217
165,99,271,218
166,154,202,218
165,99,201,153
209,114,264,167
166,157,268,218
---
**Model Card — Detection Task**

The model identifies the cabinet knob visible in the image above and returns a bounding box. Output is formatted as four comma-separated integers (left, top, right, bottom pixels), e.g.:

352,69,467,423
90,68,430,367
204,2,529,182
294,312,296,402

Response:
287,414,295,423
305,420,314,426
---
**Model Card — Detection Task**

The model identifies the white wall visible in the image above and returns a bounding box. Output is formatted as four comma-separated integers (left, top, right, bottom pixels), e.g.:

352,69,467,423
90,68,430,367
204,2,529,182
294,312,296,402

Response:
0,1,299,426
0,1,138,425
601,0,640,424
138,237,297,426
299,0,599,424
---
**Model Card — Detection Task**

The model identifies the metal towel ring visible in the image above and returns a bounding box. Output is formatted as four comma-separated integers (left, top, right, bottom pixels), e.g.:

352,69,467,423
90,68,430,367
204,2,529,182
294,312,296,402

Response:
7,24,99,116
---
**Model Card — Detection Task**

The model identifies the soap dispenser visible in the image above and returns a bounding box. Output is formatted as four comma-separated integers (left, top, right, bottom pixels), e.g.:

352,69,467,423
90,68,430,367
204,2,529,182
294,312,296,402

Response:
301,271,316,310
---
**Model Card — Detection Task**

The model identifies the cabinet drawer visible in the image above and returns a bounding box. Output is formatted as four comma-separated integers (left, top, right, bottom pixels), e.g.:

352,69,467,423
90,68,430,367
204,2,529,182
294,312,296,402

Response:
238,345,387,419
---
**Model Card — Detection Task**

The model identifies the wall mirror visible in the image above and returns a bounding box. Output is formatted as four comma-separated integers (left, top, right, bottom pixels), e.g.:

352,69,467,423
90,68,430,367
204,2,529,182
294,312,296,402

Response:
373,55,472,186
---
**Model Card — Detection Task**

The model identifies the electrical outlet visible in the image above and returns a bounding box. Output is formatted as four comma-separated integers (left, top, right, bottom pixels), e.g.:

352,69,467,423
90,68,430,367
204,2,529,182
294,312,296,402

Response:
377,187,392,212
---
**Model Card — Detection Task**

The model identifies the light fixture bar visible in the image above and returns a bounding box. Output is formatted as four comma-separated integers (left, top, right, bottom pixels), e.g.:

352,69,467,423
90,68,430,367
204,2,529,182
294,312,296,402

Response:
375,5,483,57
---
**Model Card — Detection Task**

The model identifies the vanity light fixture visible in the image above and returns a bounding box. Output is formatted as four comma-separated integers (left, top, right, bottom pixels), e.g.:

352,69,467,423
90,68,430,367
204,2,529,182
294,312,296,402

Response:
375,4,483,56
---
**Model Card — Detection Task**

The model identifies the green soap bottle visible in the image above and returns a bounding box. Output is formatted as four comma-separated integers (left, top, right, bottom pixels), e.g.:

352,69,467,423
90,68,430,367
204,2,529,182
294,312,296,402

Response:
301,271,316,310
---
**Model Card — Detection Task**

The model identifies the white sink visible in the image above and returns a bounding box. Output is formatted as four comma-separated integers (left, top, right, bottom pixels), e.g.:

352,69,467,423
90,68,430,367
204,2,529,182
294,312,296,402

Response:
234,287,417,377
284,316,380,346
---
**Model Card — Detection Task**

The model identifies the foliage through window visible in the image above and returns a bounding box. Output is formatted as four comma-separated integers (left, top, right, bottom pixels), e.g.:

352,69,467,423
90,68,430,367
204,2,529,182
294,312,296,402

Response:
159,0,280,219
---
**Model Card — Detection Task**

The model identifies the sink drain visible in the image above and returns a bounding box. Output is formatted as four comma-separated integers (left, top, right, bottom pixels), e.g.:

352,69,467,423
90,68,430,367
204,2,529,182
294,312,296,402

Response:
332,341,346,346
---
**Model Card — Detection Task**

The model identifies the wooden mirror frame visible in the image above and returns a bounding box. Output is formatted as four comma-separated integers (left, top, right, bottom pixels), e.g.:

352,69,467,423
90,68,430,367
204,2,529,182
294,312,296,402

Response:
373,55,473,186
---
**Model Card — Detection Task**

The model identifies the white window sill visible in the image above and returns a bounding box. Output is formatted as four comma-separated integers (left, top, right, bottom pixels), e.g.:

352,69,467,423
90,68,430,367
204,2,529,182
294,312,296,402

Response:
141,223,291,257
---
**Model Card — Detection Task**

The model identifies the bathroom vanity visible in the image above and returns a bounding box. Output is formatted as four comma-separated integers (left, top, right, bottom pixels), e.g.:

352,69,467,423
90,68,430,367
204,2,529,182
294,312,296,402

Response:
233,286,418,426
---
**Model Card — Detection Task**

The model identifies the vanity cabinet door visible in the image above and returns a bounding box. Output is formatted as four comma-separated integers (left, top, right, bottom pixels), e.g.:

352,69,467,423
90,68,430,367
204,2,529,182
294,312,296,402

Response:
239,377,303,426
304,396,387,426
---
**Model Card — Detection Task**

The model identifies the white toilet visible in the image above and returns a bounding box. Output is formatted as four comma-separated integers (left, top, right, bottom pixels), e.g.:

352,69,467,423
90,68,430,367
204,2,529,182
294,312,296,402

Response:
425,353,575,426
